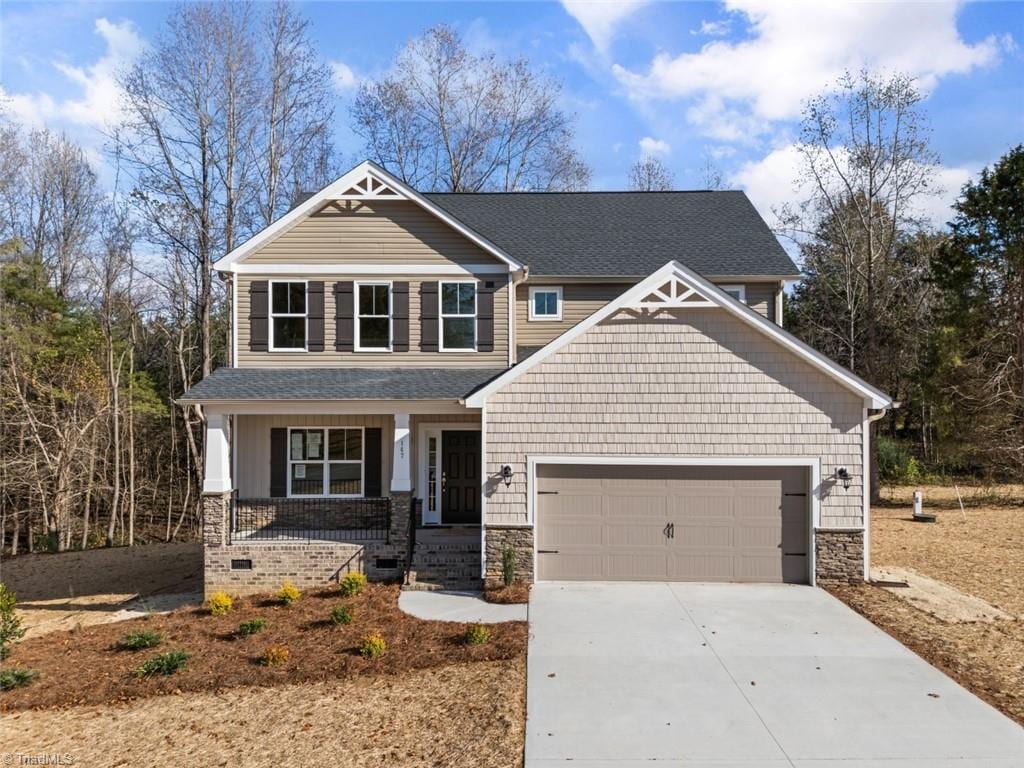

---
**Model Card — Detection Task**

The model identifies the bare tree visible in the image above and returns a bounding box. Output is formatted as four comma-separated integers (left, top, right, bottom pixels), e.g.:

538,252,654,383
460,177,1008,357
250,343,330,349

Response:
628,155,673,191
699,149,724,191
353,24,590,192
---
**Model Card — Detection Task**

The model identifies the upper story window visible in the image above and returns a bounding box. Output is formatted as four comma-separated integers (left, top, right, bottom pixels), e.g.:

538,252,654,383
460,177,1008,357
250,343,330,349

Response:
356,282,391,351
271,281,307,350
719,284,747,304
528,286,563,321
288,427,363,497
440,281,476,351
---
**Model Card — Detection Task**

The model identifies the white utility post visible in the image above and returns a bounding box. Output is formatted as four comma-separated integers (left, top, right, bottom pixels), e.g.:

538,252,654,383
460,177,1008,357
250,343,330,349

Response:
391,412,412,492
203,411,233,493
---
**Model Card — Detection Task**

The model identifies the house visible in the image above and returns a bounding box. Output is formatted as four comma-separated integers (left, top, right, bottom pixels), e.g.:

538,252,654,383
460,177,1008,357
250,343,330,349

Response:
181,160,892,597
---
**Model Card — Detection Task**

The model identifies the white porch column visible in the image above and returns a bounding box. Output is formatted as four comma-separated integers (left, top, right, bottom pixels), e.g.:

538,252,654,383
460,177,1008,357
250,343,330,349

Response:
203,411,234,493
390,412,412,492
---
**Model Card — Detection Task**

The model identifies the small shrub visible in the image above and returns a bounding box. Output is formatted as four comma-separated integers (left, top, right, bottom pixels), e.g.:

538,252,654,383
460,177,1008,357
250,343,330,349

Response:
261,644,290,666
0,668,38,691
32,533,56,553
208,591,234,617
358,631,387,659
119,630,163,651
238,618,266,637
463,623,492,646
134,650,189,678
501,546,516,587
330,605,354,626
0,583,26,660
338,572,367,597
277,582,301,605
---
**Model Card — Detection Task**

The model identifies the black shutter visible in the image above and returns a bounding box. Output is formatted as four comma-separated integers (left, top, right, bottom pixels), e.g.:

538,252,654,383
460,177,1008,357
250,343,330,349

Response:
477,283,494,352
249,281,269,352
334,281,354,352
392,282,410,352
270,428,287,498
420,281,439,352
364,428,382,498
307,281,324,351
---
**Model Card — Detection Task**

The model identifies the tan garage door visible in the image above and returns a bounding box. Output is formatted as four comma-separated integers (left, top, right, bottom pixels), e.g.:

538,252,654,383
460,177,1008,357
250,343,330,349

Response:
536,464,809,583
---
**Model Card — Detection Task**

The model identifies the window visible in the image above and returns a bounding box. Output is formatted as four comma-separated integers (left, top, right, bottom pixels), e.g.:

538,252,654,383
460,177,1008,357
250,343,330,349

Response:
356,282,391,351
440,281,476,351
270,281,307,350
528,286,563,321
719,284,747,304
288,427,363,497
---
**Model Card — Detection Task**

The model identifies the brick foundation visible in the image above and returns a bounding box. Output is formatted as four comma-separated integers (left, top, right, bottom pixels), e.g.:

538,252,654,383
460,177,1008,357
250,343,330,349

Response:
814,528,864,584
484,526,534,588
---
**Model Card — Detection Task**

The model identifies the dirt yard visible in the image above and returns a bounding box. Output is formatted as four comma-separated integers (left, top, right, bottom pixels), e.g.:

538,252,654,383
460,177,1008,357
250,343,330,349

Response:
831,483,1024,726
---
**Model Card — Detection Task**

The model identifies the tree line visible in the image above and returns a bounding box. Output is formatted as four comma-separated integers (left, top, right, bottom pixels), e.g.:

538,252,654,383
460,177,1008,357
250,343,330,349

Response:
1,5,1020,555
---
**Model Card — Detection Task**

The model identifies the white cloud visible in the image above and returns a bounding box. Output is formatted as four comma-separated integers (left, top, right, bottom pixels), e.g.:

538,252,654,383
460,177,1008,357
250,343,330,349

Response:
561,0,647,53
694,19,731,37
330,61,358,92
615,1,1006,140
638,136,670,156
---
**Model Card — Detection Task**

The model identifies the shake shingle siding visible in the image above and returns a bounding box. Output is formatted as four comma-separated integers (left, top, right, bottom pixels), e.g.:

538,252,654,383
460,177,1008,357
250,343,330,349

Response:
484,309,864,528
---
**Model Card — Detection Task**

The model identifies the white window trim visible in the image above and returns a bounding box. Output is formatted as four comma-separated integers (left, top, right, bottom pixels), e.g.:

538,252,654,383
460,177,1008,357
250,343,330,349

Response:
439,279,477,352
268,280,308,352
354,280,393,353
528,285,563,321
718,284,746,304
286,426,365,498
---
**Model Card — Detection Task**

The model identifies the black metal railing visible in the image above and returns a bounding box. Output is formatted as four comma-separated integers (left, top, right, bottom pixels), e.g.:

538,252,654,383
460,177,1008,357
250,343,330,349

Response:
233,496,391,542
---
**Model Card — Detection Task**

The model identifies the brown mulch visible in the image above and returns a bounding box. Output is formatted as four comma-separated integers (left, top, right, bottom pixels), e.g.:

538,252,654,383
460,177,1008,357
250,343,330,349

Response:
2,584,527,711
484,582,531,604
829,484,1024,727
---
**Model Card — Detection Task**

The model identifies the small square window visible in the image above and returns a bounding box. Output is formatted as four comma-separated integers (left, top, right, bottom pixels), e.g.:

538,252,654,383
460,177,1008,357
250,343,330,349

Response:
528,286,562,321
719,285,747,304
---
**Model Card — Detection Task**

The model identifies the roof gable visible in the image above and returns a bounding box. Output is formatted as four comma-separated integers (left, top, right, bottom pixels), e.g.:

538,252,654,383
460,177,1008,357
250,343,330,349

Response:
465,261,891,409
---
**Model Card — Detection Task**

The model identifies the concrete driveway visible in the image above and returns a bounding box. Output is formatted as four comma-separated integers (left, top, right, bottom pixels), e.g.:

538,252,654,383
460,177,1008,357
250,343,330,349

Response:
527,582,1024,767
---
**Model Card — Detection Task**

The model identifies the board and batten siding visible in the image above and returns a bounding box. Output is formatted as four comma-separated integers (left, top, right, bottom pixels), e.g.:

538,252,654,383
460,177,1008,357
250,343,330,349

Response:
243,200,502,267
236,273,509,368
484,308,864,529
515,281,780,350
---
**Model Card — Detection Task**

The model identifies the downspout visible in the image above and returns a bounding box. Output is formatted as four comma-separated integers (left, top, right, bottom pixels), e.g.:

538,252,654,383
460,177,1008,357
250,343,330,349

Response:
508,266,529,367
863,405,892,581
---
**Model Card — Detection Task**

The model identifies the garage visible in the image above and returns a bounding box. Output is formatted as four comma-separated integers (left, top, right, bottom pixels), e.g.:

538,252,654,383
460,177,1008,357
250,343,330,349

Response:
535,463,810,584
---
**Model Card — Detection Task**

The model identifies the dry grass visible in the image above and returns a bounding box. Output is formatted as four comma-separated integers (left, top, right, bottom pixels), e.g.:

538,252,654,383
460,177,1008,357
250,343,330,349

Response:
831,483,1024,726
5,658,526,767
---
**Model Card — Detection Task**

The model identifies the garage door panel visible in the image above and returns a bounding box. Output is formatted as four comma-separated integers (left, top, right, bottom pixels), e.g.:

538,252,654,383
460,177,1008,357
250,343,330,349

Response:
675,523,734,548
604,494,668,517
668,553,735,581
541,553,605,581
736,555,783,582
605,521,668,547
734,524,782,549
606,551,670,580
541,520,603,548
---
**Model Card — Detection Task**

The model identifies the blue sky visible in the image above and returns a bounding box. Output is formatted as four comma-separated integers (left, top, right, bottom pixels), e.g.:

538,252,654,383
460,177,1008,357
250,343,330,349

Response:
1,1,1022,228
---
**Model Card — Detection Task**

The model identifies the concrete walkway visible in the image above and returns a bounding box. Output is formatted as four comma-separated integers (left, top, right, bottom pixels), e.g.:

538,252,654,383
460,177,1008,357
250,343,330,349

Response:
398,589,527,623
527,582,1024,767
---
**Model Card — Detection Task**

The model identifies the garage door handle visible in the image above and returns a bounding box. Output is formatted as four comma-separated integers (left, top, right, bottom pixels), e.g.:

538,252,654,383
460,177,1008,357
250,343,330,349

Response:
537,491,559,495
663,523,675,539
538,549,560,554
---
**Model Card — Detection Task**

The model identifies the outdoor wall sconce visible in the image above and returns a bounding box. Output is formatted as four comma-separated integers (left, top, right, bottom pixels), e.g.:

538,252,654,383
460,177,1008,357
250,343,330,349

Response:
501,465,514,487
836,467,851,490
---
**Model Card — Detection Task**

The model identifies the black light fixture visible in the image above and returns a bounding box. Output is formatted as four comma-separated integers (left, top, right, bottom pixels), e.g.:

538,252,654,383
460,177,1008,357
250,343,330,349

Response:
501,465,513,487
836,467,851,490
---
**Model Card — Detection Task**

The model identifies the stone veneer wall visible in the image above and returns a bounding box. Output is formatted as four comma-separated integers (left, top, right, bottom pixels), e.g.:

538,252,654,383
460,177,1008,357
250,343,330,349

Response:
202,491,412,598
484,526,534,588
814,529,864,584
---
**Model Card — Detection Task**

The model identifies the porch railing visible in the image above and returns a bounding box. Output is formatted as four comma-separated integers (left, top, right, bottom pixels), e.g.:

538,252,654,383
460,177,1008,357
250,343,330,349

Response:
232,495,391,543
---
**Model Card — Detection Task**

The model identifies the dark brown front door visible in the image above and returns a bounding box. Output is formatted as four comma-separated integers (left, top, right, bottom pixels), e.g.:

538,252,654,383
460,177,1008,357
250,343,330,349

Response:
441,430,480,524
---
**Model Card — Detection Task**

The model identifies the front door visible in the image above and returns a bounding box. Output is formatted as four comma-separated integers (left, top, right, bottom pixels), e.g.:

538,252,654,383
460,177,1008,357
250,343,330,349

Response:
441,430,481,524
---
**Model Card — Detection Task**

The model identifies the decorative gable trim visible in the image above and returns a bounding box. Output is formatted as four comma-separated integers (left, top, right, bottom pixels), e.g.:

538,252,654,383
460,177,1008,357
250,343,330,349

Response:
463,260,893,410
213,160,522,272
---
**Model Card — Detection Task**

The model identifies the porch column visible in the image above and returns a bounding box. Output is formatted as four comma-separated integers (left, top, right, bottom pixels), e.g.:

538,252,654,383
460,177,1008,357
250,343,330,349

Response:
390,412,412,492
203,411,233,493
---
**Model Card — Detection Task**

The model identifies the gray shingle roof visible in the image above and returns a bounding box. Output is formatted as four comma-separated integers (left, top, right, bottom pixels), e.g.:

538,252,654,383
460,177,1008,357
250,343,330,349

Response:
179,367,506,403
424,190,798,278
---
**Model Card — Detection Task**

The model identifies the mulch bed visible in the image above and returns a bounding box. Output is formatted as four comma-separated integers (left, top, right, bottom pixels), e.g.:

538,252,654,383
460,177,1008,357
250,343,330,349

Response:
483,582,531,604
2,584,527,711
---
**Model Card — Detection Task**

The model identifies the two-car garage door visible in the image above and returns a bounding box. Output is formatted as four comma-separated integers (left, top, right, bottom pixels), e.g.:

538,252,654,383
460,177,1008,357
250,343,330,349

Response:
535,464,810,584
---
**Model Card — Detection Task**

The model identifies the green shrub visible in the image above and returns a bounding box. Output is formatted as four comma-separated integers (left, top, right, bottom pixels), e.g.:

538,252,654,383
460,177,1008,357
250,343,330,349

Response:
208,591,234,617
463,623,492,646
338,572,367,598
501,546,516,587
261,644,289,666
0,583,26,660
238,618,266,637
877,437,922,485
32,533,56,553
119,630,163,651
358,631,387,659
0,668,38,691
277,582,301,605
330,605,354,626
134,650,189,678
